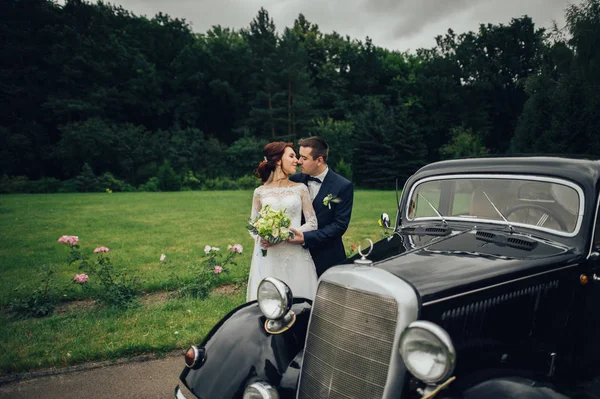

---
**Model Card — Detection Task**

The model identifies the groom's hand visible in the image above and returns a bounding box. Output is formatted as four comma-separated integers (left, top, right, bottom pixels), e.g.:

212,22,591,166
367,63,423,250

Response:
288,228,304,244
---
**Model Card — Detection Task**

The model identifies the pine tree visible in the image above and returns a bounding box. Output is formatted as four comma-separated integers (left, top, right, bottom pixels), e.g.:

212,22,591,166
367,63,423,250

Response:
352,97,426,188
244,8,280,138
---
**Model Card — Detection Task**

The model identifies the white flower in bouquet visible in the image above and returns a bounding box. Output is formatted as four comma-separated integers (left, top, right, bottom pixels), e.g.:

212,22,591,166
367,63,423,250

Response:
246,205,295,256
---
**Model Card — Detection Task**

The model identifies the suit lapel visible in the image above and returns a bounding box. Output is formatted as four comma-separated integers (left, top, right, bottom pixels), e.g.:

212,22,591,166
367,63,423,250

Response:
313,170,334,209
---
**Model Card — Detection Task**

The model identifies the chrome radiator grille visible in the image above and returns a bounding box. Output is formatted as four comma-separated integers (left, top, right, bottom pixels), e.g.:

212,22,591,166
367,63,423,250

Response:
298,281,399,399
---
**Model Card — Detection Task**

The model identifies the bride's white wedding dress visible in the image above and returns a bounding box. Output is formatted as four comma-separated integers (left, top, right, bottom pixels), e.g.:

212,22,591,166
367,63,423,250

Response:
246,183,318,302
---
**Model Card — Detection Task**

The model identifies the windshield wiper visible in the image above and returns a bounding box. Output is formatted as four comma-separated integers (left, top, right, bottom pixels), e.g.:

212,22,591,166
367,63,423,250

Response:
482,191,515,233
418,193,448,226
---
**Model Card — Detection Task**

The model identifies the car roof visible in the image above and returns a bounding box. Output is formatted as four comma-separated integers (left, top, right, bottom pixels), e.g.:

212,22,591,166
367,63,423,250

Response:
411,156,600,190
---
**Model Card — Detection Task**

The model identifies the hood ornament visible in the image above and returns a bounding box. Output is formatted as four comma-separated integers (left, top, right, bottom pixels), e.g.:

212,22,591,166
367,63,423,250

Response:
354,238,374,266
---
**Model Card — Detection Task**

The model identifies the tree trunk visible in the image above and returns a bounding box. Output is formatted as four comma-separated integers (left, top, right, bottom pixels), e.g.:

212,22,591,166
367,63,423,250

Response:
268,88,275,138
293,111,296,138
288,81,292,136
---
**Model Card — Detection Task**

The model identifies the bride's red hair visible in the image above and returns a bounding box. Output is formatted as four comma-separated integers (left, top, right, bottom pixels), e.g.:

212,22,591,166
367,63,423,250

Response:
254,142,294,183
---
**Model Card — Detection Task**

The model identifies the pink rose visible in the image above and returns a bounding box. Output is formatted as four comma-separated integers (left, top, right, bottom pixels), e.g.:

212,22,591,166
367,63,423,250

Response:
73,273,89,283
58,235,79,246
214,265,223,274
94,246,110,253
232,244,243,253
204,245,211,254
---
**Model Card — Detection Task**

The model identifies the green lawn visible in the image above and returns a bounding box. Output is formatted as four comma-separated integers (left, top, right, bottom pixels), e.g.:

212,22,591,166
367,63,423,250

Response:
0,190,398,373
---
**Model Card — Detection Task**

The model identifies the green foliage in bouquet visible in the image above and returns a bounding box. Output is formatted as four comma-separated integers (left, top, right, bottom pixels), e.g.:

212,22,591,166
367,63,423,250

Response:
246,205,295,256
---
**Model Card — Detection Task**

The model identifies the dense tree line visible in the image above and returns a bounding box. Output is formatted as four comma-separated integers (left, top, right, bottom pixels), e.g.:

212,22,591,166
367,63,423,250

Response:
2,0,600,191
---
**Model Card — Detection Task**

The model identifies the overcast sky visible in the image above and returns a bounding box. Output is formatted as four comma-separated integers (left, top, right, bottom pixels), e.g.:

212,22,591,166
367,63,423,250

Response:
80,0,573,52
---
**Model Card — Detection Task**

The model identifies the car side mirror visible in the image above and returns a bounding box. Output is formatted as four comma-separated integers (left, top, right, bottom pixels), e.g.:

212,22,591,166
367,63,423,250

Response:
380,213,391,229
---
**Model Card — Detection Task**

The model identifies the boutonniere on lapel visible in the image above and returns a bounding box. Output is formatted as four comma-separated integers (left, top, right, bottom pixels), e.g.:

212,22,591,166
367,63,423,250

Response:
323,194,342,209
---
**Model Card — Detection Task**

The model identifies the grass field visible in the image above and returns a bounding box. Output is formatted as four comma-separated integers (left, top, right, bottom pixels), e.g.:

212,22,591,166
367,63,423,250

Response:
0,190,398,373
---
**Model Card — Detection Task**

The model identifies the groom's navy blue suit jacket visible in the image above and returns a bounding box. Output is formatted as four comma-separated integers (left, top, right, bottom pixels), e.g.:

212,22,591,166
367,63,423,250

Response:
290,169,354,276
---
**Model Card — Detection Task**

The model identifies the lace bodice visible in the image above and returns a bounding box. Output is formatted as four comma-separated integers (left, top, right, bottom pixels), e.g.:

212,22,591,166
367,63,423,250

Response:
251,184,318,233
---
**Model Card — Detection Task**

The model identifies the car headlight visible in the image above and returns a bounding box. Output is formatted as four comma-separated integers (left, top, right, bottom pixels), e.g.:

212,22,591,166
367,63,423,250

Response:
257,278,296,334
243,382,279,399
399,321,456,384
257,277,292,320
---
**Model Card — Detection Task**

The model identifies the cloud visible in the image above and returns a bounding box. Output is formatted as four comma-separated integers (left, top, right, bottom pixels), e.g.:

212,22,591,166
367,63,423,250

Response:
77,0,571,52
364,0,485,38
382,0,569,50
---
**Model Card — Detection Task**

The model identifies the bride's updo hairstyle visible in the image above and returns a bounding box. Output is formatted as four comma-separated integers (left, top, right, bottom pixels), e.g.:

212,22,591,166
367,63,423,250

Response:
255,141,294,183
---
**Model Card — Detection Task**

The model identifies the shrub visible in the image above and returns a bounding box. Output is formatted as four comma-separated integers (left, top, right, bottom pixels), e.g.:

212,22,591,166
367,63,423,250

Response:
135,162,158,186
440,126,488,160
3,175,31,193
99,172,127,192
236,175,260,190
59,179,79,193
0,174,10,194
202,176,238,190
29,177,62,193
121,183,136,192
9,264,59,318
157,160,180,191
181,170,202,191
174,244,243,299
138,177,160,192
58,235,139,309
75,163,101,192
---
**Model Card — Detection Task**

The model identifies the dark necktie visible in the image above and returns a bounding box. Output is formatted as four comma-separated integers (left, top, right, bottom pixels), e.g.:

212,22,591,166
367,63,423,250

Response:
307,176,322,183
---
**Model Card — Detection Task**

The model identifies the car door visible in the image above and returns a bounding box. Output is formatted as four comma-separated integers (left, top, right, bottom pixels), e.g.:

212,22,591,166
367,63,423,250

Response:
575,196,600,379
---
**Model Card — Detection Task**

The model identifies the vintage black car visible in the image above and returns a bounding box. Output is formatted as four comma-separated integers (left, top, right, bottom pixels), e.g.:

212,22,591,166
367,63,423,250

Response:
175,156,600,399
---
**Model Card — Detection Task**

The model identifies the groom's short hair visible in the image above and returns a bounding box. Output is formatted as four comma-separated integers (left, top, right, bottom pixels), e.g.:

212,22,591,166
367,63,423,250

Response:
299,136,329,163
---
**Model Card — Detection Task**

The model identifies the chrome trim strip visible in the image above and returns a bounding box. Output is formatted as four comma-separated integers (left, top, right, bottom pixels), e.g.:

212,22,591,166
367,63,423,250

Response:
422,263,579,306
405,174,585,238
174,386,188,399
588,194,600,259
396,178,410,228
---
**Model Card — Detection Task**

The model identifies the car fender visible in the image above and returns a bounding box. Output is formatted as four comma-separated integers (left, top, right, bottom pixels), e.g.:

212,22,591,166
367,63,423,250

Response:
179,299,312,399
452,376,569,399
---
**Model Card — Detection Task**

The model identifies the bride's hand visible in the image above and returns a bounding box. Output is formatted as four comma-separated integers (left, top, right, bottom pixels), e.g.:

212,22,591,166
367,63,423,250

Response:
287,228,304,245
260,238,273,248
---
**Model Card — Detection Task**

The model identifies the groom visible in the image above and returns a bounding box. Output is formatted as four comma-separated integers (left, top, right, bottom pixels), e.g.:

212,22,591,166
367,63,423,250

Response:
288,136,354,277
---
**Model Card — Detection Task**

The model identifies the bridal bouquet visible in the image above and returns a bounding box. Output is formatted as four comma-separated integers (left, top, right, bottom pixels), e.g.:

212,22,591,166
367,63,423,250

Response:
246,205,295,256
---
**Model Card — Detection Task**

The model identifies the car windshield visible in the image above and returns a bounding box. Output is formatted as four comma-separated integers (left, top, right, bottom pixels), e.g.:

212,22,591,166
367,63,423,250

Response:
407,175,583,236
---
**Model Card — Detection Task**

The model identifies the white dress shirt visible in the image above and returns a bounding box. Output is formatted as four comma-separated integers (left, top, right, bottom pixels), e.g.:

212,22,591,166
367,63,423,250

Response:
308,168,328,201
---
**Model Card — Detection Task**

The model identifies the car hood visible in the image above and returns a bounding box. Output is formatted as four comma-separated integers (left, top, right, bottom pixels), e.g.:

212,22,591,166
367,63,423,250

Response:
366,229,580,303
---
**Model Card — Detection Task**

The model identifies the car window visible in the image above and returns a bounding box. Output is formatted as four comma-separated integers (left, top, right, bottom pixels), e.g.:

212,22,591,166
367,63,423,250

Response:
408,176,583,236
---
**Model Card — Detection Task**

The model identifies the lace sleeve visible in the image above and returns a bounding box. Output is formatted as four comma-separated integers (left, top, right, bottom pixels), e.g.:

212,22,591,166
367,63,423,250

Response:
298,185,318,233
249,188,261,238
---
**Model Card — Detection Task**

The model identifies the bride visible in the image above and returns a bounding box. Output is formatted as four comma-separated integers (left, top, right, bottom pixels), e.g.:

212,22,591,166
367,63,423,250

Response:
246,142,318,302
